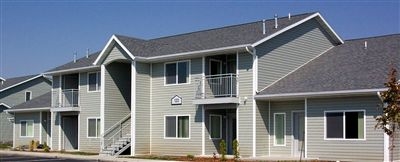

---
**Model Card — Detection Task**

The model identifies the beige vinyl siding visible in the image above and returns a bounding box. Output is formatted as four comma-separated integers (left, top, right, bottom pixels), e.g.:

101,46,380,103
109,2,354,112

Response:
307,96,383,161
104,62,131,132
150,58,202,155
236,52,254,156
135,62,151,154
14,112,41,146
78,72,101,152
0,78,51,107
256,18,335,90
103,45,132,65
269,100,304,156
255,101,269,156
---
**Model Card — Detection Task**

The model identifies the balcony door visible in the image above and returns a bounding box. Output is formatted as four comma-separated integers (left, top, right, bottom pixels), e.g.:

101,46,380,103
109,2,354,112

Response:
209,59,222,76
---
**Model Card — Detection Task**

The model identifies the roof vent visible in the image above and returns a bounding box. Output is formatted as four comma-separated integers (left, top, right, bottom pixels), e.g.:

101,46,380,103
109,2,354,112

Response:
288,13,291,20
262,19,266,35
274,14,278,29
73,52,77,63
86,48,90,58
364,41,368,49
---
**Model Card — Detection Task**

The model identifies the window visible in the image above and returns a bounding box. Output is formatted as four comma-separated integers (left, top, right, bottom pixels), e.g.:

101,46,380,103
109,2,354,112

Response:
25,91,32,101
88,118,101,138
209,115,222,139
325,110,365,140
165,115,189,138
21,120,34,137
88,72,101,91
274,113,285,146
165,61,189,85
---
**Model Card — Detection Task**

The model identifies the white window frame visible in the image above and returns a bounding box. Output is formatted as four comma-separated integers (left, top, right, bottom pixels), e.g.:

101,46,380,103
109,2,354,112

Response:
87,117,101,138
25,91,32,102
324,110,366,141
274,113,286,146
87,72,101,92
164,60,191,86
164,115,190,139
20,120,34,137
209,114,222,139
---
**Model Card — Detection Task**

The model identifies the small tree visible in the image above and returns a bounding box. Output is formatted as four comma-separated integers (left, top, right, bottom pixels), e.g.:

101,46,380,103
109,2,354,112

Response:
233,139,240,160
219,140,227,161
376,67,400,161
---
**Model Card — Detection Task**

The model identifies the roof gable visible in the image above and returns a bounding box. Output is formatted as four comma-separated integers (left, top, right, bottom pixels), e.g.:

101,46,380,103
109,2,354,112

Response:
93,35,136,65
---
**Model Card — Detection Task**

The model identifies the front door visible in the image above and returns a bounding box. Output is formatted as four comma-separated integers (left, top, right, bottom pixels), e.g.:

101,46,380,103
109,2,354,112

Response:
226,113,237,155
292,112,305,157
62,116,78,150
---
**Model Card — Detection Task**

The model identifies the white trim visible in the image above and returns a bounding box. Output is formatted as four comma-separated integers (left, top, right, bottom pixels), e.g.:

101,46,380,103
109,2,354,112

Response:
0,103,11,108
87,71,101,92
252,12,343,47
0,76,5,81
268,100,271,156
209,114,222,139
39,112,42,143
100,65,105,137
163,114,191,139
384,131,390,162
13,118,15,148
0,74,44,93
136,44,250,62
201,106,205,155
47,112,50,146
273,113,286,146
24,91,32,102
304,98,308,158
131,60,136,156
149,63,153,154
94,35,135,65
251,49,258,157
236,51,239,98
50,111,53,150
258,46,334,94
58,113,61,150
44,66,100,75
164,60,191,86
323,110,366,141
87,117,101,138
255,88,387,100
19,120,34,138
77,113,80,151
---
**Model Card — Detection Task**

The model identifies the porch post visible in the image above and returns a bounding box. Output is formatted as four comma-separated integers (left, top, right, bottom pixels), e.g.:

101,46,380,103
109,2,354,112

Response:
100,64,105,149
304,98,308,158
201,56,205,155
39,111,42,144
131,60,136,156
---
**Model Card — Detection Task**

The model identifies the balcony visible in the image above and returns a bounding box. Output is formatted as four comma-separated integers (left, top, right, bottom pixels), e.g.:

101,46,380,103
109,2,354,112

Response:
51,89,80,112
194,73,239,104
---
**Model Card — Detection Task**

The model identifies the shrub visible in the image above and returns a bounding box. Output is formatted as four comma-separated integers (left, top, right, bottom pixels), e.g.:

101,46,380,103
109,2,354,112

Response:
186,154,194,161
43,142,50,152
233,139,240,160
219,139,227,161
29,140,35,151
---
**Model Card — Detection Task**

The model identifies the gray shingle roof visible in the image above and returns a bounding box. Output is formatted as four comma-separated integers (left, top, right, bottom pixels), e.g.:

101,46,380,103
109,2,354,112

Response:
116,12,315,57
258,34,400,96
46,51,100,73
0,74,40,91
10,92,51,110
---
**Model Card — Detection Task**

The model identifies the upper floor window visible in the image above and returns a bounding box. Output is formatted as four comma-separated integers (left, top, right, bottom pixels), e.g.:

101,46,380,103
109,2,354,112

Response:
165,61,189,85
25,91,32,102
325,110,365,140
88,72,101,92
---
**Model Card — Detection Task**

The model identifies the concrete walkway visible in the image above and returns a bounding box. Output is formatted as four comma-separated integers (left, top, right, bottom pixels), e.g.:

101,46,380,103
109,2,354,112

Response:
0,150,174,162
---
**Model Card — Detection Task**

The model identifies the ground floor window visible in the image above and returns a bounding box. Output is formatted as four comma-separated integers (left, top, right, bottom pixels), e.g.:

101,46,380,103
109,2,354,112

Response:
21,120,34,137
209,114,222,139
88,118,100,138
325,110,365,139
165,115,189,139
274,113,285,146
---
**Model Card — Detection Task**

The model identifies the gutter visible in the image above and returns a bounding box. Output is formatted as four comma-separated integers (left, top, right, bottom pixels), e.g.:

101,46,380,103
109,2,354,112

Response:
255,88,387,100
5,107,50,113
43,65,100,75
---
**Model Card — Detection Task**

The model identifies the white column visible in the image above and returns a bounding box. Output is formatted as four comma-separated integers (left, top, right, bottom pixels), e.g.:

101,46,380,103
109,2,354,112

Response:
39,111,42,144
384,132,389,161
304,98,308,158
202,105,205,155
131,60,136,156
100,65,105,149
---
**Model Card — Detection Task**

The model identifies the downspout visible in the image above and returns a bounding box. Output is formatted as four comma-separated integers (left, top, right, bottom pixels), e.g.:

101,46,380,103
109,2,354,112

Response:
246,45,258,157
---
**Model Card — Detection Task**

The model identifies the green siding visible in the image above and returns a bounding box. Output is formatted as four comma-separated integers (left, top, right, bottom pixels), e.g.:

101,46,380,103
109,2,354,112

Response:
135,62,151,154
150,58,202,155
103,45,132,65
14,112,41,146
0,106,13,143
307,96,383,161
256,101,269,156
256,18,335,90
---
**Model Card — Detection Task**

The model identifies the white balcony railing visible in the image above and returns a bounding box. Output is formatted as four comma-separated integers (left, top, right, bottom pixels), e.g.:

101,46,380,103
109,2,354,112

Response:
195,73,237,99
52,89,79,107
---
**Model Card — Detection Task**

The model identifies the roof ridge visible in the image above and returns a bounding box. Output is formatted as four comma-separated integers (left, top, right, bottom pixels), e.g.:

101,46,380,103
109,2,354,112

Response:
147,12,316,41
114,34,147,41
345,33,400,41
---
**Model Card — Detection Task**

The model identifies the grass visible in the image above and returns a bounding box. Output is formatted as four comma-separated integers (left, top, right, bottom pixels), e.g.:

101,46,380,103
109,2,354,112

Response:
0,143,12,149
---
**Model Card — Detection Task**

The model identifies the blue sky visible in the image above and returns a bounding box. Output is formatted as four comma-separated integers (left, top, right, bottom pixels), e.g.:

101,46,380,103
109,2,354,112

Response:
1,0,399,78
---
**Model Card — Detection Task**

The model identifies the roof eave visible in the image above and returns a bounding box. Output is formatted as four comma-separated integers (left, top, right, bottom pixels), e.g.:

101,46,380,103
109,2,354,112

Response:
0,74,44,93
5,107,50,113
43,66,100,75
255,88,386,100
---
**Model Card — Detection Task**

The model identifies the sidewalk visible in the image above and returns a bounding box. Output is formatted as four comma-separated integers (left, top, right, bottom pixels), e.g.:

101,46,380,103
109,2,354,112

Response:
0,150,175,162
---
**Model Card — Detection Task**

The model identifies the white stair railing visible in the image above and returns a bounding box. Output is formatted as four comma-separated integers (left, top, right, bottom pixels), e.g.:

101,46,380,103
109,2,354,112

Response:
100,114,131,150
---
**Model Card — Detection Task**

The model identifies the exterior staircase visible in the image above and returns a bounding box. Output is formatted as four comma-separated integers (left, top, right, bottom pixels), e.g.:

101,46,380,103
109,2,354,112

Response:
100,114,131,156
